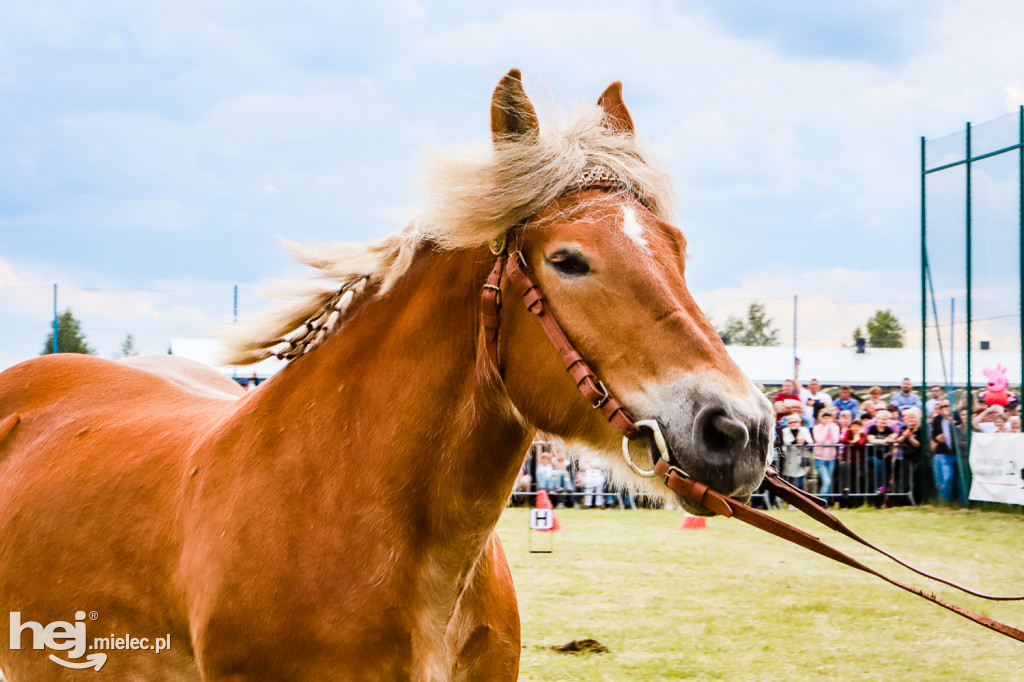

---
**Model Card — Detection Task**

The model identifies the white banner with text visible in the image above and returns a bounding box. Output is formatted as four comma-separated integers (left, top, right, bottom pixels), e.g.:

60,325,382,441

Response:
969,433,1024,505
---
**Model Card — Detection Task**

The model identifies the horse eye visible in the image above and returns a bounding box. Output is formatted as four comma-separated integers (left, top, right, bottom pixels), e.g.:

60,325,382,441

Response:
546,250,590,277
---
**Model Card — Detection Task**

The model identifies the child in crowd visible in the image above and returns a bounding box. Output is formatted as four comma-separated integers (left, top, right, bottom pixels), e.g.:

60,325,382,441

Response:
839,419,868,507
837,410,853,441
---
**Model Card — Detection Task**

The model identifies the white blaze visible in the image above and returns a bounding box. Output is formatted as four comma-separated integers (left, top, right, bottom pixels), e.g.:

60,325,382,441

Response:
621,205,647,248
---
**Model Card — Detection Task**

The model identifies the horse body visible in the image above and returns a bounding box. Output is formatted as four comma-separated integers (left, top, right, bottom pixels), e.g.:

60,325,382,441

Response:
0,70,773,680
0,246,526,680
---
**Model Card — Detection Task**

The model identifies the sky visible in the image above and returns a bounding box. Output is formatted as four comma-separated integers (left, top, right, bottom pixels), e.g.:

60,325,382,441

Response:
3,0,1024,373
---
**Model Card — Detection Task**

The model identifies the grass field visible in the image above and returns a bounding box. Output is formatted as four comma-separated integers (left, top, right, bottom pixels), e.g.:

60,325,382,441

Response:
497,504,1024,681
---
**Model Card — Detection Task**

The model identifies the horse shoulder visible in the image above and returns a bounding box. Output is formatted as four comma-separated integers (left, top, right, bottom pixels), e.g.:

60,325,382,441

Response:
448,532,520,681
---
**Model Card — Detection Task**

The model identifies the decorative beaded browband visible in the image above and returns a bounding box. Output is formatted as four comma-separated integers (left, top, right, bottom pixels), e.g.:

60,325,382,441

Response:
562,165,649,209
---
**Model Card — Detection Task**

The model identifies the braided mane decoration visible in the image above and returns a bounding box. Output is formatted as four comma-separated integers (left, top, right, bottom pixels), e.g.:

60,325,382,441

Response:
219,101,676,366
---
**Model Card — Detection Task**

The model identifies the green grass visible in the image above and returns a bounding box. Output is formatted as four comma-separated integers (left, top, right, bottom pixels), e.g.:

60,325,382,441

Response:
497,505,1024,681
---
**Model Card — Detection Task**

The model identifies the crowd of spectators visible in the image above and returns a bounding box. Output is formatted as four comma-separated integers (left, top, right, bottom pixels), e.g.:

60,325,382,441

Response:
512,441,634,509
769,359,1020,506
510,362,1019,511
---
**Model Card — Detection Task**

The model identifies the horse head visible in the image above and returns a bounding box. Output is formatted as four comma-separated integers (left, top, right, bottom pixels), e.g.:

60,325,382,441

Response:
487,70,773,513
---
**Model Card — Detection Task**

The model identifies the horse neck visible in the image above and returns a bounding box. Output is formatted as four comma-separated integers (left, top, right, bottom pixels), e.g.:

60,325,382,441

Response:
241,244,533,541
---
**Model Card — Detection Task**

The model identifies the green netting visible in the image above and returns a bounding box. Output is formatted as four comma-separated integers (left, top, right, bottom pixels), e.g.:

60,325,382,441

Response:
922,108,1023,394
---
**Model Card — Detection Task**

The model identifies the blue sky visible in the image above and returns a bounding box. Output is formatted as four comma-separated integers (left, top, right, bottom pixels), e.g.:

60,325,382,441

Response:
3,0,1024,367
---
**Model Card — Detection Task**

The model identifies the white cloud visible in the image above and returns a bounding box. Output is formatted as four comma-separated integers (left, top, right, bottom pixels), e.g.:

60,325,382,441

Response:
4,0,1024,371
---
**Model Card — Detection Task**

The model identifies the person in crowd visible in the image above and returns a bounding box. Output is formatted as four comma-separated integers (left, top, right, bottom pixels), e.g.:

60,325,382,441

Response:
535,451,553,491
973,404,1005,433
800,378,833,426
579,459,606,508
787,399,808,426
859,398,878,422
1006,415,1021,433
511,458,534,507
931,401,958,502
774,378,801,424
891,377,923,413
866,385,884,405
774,399,803,442
781,413,813,490
865,410,898,497
833,385,860,418
888,403,907,431
546,451,575,508
891,407,923,499
925,386,945,417
837,410,853,441
812,408,840,497
955,408,970,452
838,419,868,507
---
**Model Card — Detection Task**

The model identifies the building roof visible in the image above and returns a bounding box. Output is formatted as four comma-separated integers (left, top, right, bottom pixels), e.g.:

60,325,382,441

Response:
727,345,1020,387
167,337,1019,389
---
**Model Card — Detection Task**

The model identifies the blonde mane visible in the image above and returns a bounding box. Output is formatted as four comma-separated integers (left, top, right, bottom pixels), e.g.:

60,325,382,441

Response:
220,102,676,365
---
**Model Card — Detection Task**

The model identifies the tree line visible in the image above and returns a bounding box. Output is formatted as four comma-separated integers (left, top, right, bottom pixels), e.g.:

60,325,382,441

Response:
38,305,905,357
41,309,138,357
716,302,905,348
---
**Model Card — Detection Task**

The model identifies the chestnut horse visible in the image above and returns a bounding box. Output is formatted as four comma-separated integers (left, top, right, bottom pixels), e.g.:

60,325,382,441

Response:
0,70,772,680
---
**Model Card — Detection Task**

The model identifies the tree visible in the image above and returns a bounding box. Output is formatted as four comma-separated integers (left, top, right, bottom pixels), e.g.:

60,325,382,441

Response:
120,333,139,358
41,309,95,355
717,302,781,347
851,326,863,345
865,309,905,348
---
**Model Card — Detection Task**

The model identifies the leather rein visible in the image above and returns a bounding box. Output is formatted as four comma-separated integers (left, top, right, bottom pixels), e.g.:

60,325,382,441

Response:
480,175,1024,643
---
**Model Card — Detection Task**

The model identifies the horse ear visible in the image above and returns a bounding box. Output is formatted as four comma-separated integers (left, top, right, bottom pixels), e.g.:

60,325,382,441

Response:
491,69,539,144
597,81,635,134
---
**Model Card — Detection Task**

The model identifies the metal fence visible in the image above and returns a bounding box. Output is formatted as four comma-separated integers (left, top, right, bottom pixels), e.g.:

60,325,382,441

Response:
756,443,919,507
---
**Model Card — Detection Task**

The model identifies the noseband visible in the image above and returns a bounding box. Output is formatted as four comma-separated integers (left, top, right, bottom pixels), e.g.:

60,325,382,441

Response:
479,172,1024,643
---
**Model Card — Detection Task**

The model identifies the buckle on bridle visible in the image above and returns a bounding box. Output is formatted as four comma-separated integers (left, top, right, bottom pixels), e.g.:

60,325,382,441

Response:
621,419,673,478
590,380,609,409
482,283,501,305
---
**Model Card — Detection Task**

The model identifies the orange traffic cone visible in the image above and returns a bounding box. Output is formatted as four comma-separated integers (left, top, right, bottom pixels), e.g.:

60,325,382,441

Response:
535,491,563,532
679,513,706,530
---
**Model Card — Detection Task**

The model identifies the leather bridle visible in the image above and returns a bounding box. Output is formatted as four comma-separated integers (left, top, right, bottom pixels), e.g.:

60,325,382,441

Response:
480,171,1024,643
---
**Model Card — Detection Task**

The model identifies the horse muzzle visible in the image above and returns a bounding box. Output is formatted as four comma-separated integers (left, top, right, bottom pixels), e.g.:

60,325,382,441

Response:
622,389,774,512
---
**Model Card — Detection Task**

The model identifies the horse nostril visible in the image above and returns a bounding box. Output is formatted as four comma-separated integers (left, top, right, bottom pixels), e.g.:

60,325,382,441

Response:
699,409,749,453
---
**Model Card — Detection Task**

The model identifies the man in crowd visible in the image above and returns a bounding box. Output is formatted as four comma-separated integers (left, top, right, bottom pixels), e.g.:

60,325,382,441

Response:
891,377,923,413
774,378,800,405
800,377,833,426
931,401,958,502
833,385,860,418
925,386,944,417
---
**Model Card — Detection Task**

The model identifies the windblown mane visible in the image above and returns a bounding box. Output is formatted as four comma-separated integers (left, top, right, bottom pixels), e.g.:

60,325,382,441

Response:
219,103,676,365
